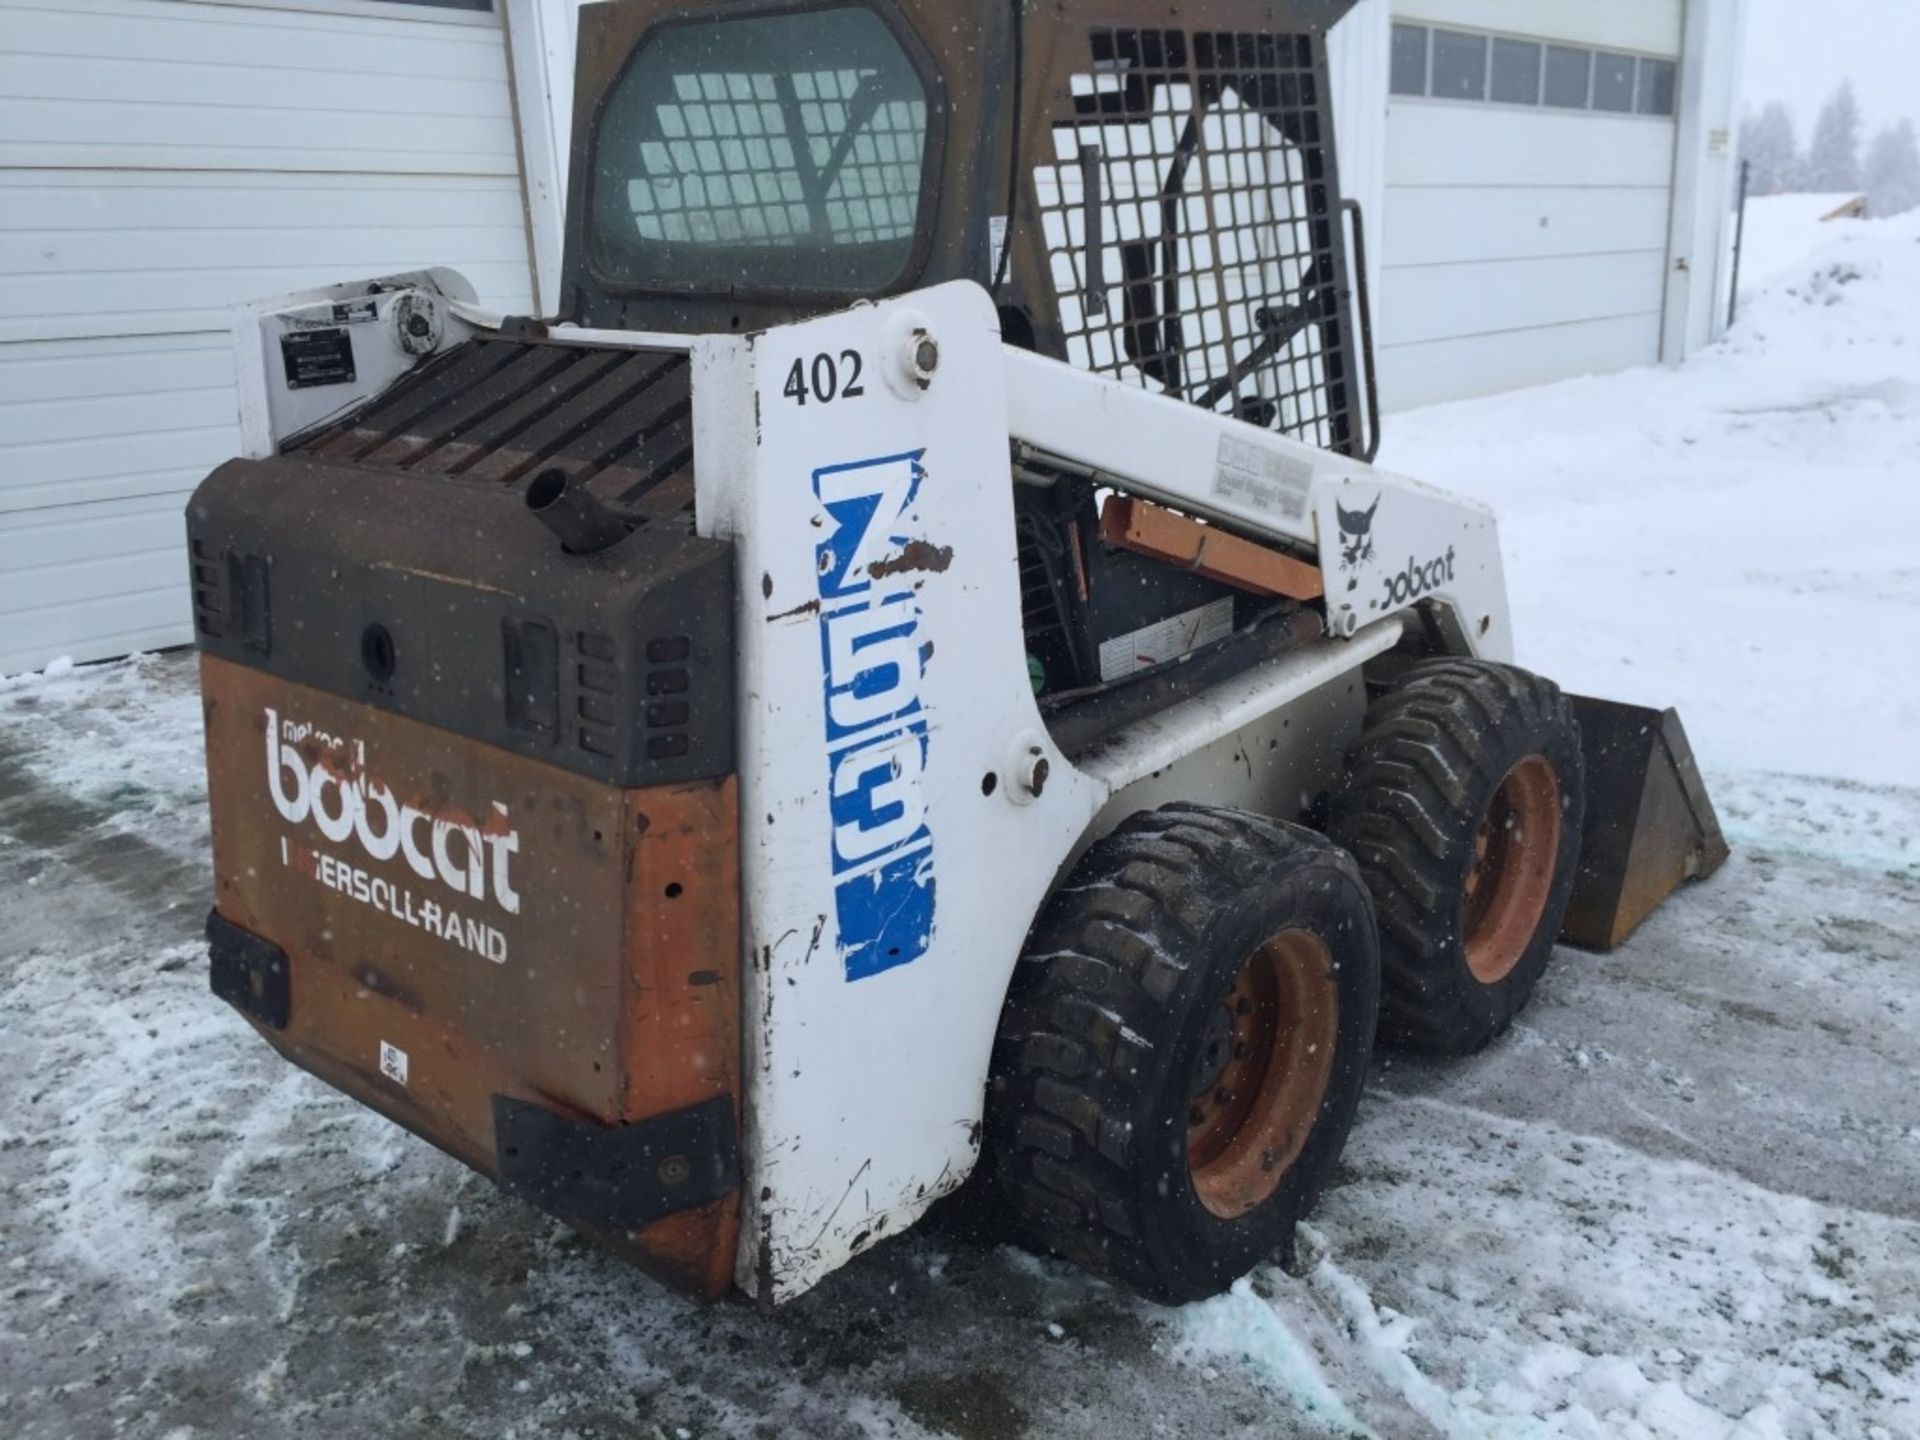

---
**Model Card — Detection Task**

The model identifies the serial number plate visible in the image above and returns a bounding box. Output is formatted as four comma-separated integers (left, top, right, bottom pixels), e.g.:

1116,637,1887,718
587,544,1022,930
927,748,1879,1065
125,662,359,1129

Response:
281,327,357,389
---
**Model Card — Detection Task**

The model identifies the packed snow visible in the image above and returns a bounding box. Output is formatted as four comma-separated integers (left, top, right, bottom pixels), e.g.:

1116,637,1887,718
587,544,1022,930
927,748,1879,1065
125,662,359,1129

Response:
1394,206,1920,791
3,214,1918,1439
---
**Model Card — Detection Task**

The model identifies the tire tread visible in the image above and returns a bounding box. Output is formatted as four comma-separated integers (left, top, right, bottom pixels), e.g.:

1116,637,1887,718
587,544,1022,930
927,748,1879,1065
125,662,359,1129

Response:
1328,659,1584,1053
989,805,1374,1300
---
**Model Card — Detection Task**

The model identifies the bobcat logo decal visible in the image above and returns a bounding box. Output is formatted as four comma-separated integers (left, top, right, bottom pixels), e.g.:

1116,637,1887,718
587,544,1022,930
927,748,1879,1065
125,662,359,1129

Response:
1337,495,1380,572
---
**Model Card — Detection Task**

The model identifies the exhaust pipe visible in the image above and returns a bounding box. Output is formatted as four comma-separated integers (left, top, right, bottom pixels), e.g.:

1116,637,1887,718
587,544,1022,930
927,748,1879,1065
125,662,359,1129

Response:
525,467,632,555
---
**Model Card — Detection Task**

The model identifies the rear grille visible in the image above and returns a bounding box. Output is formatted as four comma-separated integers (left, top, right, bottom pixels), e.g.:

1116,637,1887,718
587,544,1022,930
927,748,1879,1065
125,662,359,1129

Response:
188,536,225,640
572,628,619,760
642,635,694,761
294,338,696,526
190,536,271,653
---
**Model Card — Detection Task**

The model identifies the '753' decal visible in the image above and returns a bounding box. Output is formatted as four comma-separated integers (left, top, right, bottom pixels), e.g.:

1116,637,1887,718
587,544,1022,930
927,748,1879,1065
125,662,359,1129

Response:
813,451,936,981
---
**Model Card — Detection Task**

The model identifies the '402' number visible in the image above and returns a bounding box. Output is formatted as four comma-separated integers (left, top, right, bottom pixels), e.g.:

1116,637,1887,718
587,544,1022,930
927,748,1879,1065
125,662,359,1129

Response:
784,350,865,406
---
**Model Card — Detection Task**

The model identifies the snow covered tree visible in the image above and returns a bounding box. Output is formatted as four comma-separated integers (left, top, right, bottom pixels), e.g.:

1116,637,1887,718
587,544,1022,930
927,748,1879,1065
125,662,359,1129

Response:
1864,118,1920,217
1739,102,1801,196
1805,81,1863,194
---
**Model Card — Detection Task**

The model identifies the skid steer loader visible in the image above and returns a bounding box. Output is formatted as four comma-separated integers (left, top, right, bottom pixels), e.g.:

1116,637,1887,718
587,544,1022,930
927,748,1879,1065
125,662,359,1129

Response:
188,0,1727,1304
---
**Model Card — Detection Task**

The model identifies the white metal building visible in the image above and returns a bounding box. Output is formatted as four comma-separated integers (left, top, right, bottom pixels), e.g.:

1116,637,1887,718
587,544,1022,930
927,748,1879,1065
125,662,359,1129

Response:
0,0,533,676
1329,0,1746,411
0,0,1745,675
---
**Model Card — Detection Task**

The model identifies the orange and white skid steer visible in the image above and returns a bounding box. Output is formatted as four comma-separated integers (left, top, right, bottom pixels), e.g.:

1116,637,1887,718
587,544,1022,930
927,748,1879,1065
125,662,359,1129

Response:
189,0,1726,1305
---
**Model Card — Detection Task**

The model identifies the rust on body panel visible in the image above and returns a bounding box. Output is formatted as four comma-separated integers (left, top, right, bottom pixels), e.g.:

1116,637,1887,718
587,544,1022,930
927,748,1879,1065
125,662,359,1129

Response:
617,777,743,1298
200,655,741,1295
1099,494,1325,601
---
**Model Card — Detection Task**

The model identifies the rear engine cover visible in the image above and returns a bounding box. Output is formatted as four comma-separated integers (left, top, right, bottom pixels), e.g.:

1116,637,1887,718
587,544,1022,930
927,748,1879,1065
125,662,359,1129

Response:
188,338,744,1295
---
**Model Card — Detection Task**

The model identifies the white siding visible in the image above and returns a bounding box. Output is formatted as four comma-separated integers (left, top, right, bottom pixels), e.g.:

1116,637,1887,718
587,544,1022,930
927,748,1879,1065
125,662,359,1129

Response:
1328,0,1390,280
1327,0,1390,448
1381,250,1670,345
1376,0,1682,411
502,0,586,311
1383,105,1678,189
1384,184,1674,265
1662,0,1748,361
0,0,534,676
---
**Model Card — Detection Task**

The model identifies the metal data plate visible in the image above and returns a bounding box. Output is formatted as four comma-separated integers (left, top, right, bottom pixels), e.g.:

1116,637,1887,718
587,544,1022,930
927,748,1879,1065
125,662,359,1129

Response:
280,327,357,389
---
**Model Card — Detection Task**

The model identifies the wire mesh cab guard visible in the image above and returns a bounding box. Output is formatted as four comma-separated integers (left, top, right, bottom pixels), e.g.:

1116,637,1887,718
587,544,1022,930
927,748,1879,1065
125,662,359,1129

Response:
554,0,1367,455
1016,6,1364,458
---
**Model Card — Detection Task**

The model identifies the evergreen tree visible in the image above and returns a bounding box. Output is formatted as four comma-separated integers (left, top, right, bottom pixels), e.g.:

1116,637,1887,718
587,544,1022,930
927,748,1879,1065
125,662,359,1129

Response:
1738,101,1801,195
1805,81,1863,193
1864,118,1920,217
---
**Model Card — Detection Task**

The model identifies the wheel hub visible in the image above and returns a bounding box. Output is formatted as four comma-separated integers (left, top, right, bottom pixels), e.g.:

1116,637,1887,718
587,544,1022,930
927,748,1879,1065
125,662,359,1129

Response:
1186,929,1340,1220
1190,1002,1235,1101
1461,754,1562,984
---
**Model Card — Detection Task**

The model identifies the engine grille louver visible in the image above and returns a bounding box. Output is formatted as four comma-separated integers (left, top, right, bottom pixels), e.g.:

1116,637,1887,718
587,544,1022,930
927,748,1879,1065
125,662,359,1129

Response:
252,335,729,785
294,338,696,526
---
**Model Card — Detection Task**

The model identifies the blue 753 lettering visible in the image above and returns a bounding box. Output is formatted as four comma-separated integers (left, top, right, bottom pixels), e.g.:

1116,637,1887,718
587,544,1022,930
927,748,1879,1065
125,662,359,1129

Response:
812,451,936,980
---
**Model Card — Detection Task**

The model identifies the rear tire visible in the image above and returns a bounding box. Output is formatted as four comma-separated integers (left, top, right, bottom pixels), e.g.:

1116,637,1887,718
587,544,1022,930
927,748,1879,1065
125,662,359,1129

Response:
986,804,1380,1304
1328,659,1585,1055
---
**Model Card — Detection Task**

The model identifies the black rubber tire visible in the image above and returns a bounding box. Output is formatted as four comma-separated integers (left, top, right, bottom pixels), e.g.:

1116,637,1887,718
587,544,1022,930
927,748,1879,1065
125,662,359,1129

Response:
985,803,1380,1305
1327,658,1585,1056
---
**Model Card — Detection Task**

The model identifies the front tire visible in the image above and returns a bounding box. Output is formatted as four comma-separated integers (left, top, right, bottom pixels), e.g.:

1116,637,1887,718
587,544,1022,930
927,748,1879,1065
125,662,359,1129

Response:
986,804,1380,1304
1327,659,1585,1055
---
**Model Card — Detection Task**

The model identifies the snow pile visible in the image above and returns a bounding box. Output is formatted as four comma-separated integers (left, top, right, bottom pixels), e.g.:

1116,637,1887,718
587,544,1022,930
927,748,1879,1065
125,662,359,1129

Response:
1734,193,1872,300
1380,207,1920,788
1164,1276,1370,1435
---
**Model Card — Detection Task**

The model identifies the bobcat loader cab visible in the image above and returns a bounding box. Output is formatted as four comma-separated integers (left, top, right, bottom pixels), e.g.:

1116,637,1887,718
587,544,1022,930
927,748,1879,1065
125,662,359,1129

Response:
190,0,1726,1303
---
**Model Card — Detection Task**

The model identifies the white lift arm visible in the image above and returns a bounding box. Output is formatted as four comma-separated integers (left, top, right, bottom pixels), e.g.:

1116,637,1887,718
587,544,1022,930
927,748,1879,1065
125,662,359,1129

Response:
1002,346,1511,661
691,281,1510,1300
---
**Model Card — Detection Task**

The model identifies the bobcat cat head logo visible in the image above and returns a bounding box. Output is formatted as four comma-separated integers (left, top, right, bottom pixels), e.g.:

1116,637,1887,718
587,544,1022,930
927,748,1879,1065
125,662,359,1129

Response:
1337,495,1380,570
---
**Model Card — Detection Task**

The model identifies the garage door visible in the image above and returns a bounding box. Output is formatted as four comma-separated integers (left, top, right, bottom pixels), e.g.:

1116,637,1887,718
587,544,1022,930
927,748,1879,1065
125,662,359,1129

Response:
0,0,535,676
1377,1,1681,410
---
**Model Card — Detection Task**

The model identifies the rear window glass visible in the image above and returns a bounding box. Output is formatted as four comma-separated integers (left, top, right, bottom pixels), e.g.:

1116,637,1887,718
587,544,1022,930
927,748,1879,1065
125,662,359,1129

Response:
588,7,931,293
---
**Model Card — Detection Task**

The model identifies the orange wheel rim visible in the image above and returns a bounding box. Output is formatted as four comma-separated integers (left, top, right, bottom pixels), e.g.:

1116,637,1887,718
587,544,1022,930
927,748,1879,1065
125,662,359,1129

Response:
1462,754,1561,984
1186,929,1340,1220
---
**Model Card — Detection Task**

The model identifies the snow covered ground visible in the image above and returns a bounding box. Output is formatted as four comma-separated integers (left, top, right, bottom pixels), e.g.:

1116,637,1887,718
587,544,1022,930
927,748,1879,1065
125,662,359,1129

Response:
3,216,1918,1439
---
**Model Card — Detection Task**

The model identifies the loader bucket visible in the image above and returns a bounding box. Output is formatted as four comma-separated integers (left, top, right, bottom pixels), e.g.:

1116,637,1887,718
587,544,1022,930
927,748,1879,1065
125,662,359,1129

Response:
1559,696,1730,951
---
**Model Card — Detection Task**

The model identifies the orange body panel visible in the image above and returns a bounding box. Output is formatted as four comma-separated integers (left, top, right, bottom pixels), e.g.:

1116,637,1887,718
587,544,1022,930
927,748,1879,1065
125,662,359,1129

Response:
200,655,741,1295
